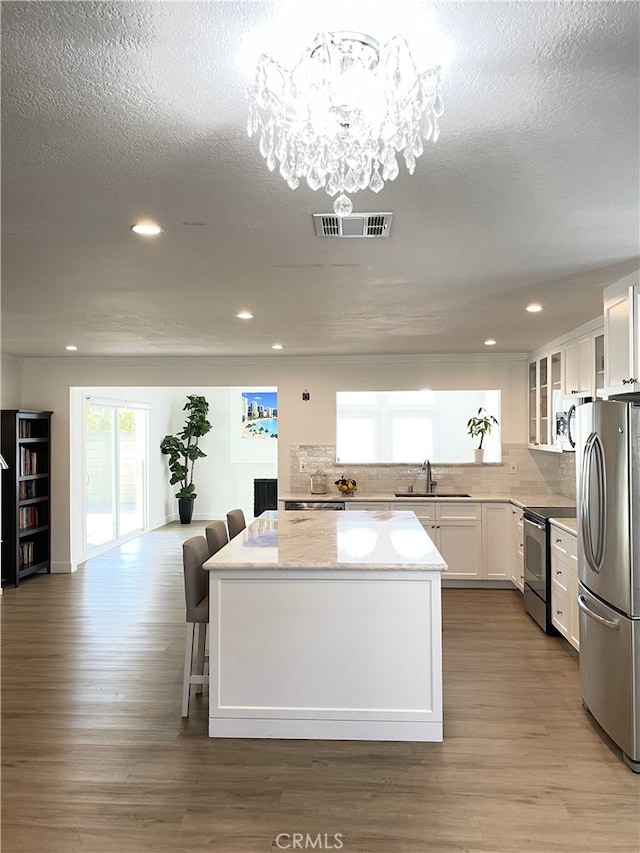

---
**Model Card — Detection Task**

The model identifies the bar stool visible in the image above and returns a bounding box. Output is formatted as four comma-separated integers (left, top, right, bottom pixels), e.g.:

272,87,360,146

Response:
181,535,210,717
205,520,229,557
226,508,246,540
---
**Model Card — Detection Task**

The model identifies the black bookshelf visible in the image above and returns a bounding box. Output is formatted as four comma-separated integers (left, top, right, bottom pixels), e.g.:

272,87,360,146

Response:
1,410,53,587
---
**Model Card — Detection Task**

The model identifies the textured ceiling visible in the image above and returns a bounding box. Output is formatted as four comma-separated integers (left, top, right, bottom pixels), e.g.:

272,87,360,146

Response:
2,1,639,359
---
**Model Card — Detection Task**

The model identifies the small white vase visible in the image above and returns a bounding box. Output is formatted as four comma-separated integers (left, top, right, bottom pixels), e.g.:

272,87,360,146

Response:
474,448,484,464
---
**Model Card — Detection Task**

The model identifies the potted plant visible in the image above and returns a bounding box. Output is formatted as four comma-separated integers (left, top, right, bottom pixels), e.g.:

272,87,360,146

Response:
467,407,499,463
161,395,212,524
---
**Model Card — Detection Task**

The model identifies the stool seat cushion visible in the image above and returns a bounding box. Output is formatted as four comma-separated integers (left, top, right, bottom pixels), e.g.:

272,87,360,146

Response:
193,594,209,623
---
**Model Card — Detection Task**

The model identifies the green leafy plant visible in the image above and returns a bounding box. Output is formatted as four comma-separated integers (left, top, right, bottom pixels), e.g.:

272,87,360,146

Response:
466,407,499,450
160,395,212,500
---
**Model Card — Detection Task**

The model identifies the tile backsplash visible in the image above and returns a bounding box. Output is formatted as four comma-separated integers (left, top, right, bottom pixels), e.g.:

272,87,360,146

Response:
290,444,577,500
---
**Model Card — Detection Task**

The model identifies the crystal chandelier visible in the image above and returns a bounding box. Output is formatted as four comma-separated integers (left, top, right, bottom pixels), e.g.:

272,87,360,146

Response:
247,31,444,216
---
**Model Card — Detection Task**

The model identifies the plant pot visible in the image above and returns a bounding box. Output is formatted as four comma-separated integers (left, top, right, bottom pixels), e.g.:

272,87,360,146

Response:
474,449,484,464
178,498,195,524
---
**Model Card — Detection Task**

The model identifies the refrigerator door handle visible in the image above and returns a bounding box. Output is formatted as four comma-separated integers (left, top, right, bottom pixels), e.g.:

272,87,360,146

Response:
580,432,607,574
577,595,621,630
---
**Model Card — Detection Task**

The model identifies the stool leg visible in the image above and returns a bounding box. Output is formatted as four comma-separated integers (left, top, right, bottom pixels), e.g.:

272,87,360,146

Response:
195,622,206,695
182,621,195,717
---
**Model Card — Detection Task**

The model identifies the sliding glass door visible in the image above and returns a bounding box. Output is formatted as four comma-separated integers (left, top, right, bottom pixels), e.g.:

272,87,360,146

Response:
84,401,147,551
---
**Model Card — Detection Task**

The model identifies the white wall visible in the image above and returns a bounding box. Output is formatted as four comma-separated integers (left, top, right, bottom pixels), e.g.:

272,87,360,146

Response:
18,353,527,570
161,386,277,522
1,355,23,409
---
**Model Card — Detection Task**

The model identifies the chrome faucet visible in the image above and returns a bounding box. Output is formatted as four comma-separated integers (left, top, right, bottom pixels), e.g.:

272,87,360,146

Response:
421,459,437,494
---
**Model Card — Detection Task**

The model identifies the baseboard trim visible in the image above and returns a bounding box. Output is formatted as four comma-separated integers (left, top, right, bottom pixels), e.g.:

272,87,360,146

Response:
51,561,75,574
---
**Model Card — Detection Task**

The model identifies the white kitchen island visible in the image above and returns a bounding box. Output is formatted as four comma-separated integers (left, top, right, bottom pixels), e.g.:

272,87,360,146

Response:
203,510,447,741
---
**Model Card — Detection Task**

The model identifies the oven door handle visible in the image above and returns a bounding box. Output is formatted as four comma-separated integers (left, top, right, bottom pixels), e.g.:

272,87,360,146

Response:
577,595,620,630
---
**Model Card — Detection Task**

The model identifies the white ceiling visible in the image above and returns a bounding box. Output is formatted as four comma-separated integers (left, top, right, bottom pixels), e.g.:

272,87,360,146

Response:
2,1,639,359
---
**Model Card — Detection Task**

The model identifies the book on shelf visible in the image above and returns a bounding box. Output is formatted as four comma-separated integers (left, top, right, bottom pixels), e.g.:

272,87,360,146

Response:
19,506,39,530
19,447,38,475
18,541,34,567
19,481,37,500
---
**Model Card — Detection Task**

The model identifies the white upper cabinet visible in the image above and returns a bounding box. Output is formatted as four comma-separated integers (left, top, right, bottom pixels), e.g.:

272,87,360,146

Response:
604,272,640,395
563,335,594,396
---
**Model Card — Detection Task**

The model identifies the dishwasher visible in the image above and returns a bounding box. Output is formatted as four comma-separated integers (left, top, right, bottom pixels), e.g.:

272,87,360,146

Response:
284,500,345,510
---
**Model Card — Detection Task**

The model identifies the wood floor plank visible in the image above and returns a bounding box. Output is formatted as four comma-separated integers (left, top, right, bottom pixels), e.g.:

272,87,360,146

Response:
2,522,639,852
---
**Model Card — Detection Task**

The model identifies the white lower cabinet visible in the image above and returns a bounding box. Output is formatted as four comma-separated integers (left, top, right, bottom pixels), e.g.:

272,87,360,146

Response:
393,502,482,580
481,503,512,580
510,506,524,592
550,522,579,651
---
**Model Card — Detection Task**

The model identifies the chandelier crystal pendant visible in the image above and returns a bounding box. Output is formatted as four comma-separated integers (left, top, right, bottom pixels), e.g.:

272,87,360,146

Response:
247,31,444,216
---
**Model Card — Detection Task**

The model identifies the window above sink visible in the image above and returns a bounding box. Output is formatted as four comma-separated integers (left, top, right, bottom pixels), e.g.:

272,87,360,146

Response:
336,390,501,465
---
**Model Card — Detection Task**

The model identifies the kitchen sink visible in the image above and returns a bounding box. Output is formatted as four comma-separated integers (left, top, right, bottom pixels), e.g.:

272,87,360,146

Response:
394,492,471,498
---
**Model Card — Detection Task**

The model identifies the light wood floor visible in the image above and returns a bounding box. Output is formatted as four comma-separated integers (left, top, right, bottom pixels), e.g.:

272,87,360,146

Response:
2,522,639,853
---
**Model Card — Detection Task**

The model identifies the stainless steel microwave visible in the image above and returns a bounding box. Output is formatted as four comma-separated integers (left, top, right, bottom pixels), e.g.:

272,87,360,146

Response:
555,396,592,450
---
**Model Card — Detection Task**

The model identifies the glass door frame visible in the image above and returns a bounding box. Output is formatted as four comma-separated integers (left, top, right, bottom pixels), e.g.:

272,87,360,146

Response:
82,396,150,557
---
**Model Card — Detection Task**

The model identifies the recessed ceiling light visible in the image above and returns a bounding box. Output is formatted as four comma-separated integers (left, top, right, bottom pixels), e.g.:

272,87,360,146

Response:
236,311,254,320
271,344,284,350
65,345,78,351
131,222,164,236
526,303,543,313
484,339,497,346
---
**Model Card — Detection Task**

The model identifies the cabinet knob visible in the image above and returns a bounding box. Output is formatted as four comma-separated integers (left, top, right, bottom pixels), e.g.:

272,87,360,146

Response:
556,609,563,616
556,570,563,575
555,538,562,543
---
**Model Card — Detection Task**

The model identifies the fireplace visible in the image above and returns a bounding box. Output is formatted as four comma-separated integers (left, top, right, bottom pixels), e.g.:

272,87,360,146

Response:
254,478,277,516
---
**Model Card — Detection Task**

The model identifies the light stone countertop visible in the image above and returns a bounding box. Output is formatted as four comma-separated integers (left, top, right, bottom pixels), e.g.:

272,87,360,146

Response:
203,510,448,572
278,492,576,510
549,517,578,535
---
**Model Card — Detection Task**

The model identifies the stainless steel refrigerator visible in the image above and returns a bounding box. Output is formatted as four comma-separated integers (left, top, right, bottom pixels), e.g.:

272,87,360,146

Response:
576,400,640,772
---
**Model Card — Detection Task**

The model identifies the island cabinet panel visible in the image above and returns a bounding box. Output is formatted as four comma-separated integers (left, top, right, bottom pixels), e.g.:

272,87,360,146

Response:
211,573,440,732
1,409,53,588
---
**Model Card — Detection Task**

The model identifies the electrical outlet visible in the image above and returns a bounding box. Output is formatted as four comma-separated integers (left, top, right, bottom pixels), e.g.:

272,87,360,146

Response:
299,461,309,472
509,462,518,474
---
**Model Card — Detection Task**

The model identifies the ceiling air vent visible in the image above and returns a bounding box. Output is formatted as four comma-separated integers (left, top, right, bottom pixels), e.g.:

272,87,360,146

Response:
313,213,393,238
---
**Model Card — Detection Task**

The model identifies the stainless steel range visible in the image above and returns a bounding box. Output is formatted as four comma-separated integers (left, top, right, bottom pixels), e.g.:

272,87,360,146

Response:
523,505,576,633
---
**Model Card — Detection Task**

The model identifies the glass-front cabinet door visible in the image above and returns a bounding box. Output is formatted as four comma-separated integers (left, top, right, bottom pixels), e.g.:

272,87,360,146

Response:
538,356,548,446
528,350,562,450
528,360,538,445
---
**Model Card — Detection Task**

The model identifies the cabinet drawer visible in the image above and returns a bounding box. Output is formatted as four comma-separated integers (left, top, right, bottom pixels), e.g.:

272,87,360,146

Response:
551,557,570,593
551,587,569,636
550,528,577,560
345,501,389,510
394,502,435,521
437,502,480,521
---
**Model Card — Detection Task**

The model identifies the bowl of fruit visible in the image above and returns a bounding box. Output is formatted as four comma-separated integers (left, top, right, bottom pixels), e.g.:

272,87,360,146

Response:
335,476,357,495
